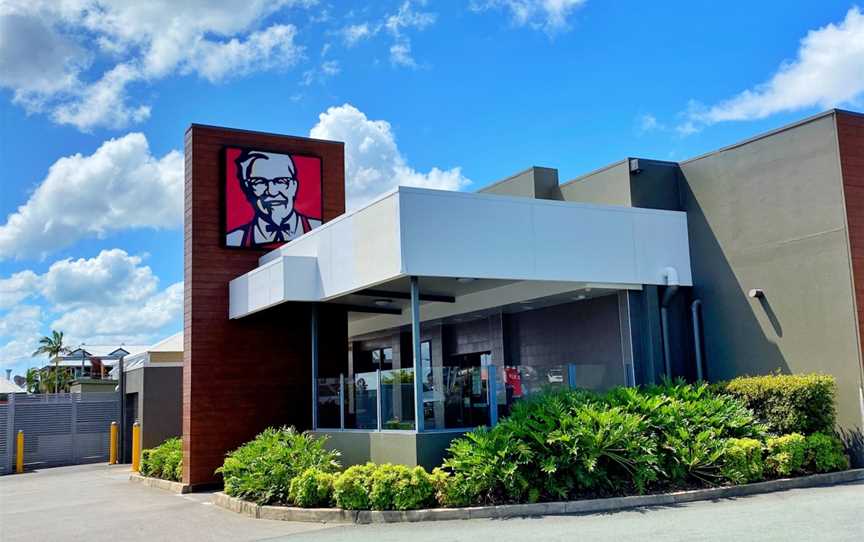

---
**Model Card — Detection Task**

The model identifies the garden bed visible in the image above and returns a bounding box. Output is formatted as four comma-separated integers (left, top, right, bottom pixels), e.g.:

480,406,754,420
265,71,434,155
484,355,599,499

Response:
129,472,191,494
211,467,864,524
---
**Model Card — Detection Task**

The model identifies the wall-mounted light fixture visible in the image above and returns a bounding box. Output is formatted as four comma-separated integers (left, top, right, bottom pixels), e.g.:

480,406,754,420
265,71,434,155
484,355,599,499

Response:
748,289,765,299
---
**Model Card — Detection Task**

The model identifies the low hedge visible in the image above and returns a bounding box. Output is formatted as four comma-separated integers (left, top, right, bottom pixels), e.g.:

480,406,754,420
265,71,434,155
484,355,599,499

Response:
140,437,182,482
333,463,437,510
721,438,764,484
217,375,850,511
723,373,836,435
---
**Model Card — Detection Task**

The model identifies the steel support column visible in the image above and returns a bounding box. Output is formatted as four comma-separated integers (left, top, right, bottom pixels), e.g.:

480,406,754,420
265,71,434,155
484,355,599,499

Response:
311,305,319,430
410,276,424,432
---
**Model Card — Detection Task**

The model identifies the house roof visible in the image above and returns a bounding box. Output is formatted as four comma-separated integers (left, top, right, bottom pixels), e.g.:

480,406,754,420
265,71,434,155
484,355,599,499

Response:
63,345,149,359
43,344,149,369
0,377,24,393
118,332,183,373
149,332,183,353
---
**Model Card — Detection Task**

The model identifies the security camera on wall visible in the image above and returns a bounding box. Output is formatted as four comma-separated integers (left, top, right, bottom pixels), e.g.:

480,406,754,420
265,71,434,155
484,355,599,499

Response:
748,288,765,299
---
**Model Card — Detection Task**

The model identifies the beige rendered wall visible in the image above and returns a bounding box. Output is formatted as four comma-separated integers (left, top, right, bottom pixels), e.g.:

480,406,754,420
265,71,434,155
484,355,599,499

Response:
314,430,465,470
679,113,864,432
560,160,631,206
149,351,182,364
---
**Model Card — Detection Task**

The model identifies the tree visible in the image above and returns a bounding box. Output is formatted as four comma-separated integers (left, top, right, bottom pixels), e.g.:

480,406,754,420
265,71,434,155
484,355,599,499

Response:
24,367,41,393
31,330,70,394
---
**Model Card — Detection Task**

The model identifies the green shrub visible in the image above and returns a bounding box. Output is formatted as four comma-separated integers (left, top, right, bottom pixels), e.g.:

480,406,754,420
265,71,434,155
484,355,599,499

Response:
721,438,764,484
140,437,182,482
805,433,849,473
332,463,437,510
217,426,340,505
288,468,336,508
724,374,836,435
441,381,765,504
765,434,807,477
370,464,436,510
333,463,375,510
139,448,155,476
430,467,460,507
605,381,761,486
442,425,534,505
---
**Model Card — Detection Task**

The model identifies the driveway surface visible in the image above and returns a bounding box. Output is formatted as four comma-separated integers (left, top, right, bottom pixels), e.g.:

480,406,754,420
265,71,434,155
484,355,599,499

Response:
1,463,862,542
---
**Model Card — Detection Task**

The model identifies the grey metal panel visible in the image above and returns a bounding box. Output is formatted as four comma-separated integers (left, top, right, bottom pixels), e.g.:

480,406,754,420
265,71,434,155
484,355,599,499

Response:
0,403,8,474
1,393,119,473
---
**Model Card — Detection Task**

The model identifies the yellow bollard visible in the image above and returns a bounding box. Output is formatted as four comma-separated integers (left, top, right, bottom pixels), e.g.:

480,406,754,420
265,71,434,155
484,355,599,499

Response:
109,422,118,465
16,430,24,474
131,421,141,472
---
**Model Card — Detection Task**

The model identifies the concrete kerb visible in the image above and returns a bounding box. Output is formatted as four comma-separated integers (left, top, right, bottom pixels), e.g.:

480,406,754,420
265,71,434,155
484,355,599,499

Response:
128,473,192,494
203,468,864,524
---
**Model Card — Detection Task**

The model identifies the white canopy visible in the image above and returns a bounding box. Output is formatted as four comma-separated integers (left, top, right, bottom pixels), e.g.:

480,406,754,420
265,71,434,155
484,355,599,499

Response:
230,186,693,319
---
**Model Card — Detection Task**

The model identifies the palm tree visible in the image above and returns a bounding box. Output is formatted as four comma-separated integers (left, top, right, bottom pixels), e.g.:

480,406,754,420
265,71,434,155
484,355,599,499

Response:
31,330,70,394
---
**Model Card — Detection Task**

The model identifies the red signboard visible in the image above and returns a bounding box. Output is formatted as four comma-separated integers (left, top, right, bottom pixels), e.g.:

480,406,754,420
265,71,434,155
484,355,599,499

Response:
224,147,323,249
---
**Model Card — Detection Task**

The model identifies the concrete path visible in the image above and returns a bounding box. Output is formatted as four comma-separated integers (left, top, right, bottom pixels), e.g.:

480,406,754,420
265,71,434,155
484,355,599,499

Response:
0,464,335,542
1,463,863,541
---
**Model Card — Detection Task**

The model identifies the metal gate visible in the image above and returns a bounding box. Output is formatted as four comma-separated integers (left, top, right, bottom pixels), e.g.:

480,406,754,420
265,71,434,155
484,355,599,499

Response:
0,392,120,474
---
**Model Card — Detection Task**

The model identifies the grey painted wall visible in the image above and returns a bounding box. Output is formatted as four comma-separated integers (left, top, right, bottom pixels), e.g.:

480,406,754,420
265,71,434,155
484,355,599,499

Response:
479,166,563,200
679,114,864,431
505,296,625,389
142,367,183,449
124,366,183,450
560,160,631,206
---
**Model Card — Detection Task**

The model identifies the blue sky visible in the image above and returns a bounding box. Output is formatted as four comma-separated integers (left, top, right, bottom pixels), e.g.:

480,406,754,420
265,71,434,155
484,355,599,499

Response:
1,0,863,378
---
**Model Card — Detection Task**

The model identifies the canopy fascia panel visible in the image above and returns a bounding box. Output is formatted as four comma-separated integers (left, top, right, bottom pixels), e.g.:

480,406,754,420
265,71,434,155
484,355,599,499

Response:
229,187,693,319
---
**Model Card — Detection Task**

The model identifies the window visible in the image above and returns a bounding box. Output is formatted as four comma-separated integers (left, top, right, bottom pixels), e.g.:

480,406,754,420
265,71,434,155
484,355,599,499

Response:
361,347,393,371
421,341,431,370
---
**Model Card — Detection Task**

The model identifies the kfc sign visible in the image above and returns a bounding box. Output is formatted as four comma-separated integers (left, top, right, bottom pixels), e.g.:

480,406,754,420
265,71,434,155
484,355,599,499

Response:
224,147,323,249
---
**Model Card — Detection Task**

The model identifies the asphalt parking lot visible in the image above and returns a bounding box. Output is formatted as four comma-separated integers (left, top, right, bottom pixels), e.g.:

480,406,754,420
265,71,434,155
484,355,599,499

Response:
1,463,862,542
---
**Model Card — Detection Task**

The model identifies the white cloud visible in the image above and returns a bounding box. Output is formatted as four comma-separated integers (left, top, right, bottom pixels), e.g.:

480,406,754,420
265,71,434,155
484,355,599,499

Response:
0,12,89,109
184,24,303,83
389,42,416,67
385,1,435,67
0,270,39,309
342,23,374,46
0,305,41,339
0,0,313,130
471,0,587,34
0,133,183,260
385,1,437,35
635,113,667,135
52,63,151,131
52,281,183,338
338,2,435,67
637,114,659,132
680,7,864,132
0,250,182,369
321,60,341,76
40,249,158,309
310,104,471,208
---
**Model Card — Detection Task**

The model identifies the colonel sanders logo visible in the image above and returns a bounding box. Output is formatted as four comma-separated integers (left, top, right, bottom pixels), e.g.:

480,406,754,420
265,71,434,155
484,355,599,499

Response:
224,148,322,248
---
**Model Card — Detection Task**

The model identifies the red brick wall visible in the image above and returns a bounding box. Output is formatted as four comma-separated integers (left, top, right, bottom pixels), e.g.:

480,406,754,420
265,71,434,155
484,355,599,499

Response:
183,125,346,486
837,111,864,371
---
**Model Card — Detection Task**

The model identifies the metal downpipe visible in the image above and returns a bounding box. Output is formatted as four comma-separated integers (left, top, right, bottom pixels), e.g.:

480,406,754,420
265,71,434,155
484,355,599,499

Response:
660,267,680,379
691,299,704,381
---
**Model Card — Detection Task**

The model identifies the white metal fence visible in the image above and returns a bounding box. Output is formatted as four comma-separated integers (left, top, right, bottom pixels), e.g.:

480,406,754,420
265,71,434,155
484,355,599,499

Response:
0,392,120,474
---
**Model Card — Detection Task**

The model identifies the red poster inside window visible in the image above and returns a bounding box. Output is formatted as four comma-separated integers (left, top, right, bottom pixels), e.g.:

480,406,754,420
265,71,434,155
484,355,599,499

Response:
224,147,322,249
